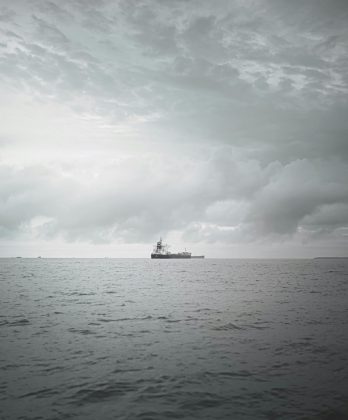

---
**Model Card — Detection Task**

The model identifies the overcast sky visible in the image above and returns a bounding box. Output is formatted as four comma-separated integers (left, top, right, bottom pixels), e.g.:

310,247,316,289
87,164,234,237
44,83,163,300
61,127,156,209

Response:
0,0,348,257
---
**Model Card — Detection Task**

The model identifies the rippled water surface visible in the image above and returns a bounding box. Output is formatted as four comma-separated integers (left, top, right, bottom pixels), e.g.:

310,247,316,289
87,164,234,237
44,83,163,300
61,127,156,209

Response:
1,258,348,419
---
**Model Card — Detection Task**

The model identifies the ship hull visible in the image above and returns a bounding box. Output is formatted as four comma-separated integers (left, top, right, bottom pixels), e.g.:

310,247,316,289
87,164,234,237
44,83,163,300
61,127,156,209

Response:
151,253,191,259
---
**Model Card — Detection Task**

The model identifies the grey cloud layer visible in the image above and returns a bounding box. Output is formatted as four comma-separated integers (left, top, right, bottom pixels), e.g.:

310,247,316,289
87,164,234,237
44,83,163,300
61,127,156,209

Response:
1,152,347,246
0,0,348,251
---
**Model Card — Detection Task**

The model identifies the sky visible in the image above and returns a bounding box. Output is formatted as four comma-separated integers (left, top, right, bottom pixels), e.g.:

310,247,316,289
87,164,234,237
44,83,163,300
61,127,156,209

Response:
0,0,348,258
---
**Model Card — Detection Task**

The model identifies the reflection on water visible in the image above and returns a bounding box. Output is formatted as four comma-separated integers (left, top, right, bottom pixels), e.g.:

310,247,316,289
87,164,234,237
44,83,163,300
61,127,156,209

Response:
1,258,348,419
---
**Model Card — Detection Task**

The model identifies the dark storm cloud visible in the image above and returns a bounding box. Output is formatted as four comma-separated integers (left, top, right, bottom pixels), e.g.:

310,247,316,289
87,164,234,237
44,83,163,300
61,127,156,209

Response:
0,0,348,253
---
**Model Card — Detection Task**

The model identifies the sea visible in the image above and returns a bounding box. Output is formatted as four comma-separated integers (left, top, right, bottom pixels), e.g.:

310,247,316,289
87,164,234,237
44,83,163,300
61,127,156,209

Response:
1,258,348,420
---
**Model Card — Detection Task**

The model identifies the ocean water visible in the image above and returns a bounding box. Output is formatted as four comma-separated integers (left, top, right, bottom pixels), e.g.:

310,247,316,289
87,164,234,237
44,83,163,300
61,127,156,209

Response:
1,258,348,420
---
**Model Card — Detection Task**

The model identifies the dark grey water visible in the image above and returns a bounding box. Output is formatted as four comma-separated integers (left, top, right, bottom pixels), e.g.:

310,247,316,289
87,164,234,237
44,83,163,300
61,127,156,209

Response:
1,258,348,420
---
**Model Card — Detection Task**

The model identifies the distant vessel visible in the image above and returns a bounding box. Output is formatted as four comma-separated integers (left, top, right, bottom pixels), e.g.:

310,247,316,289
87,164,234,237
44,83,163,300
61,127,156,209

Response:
151,238,204,259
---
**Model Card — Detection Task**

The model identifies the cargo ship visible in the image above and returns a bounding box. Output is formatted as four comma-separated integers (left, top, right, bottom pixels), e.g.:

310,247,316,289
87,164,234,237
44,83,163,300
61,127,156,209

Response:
151,238,204,259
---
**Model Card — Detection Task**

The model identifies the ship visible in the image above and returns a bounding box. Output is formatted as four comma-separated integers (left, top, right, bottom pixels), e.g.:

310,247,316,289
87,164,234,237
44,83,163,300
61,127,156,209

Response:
151,238,204,259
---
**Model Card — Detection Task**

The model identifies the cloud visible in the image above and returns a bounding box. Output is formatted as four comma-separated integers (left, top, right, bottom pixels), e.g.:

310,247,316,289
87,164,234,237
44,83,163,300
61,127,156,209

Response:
0,0,348,256
1,150,347,248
